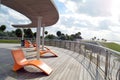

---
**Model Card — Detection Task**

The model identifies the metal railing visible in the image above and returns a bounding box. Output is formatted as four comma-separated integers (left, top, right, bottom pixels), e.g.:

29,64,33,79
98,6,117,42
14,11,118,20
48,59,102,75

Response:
44,40,120,80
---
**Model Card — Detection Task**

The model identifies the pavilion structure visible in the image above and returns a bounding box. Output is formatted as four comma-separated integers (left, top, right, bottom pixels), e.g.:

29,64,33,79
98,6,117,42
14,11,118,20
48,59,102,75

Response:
1,0,59,60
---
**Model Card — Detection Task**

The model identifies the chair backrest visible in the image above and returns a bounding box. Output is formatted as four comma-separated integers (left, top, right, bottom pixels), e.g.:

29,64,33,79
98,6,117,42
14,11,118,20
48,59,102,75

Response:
24,40,34,48
11,49,27,64
24,40,31,48
27,40,32,44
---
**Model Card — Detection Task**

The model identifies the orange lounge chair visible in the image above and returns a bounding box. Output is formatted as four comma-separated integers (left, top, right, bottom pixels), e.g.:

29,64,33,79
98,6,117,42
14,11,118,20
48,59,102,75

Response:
40,47,58,57
11,49,52,75
24,40,33,48
34,46,58,57
25,40,58,57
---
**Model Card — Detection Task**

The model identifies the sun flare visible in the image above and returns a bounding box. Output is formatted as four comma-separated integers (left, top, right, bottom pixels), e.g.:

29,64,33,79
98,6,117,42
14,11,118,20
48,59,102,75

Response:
111,0,120,22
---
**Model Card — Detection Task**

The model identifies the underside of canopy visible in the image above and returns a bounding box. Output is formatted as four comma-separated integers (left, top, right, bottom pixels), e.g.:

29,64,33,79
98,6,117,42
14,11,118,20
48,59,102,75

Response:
2,0,59,28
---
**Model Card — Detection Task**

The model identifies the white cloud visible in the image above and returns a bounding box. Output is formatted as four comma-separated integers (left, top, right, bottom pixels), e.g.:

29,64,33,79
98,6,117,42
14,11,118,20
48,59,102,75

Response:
65,1,78,13
1,0,120,42
58,0,112,16
109,25,120,33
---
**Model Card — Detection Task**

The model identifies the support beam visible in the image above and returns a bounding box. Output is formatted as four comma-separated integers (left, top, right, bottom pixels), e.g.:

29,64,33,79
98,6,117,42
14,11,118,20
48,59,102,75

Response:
21,28,24,40
36,17,42,60
21,28,24,47
42,24,45,50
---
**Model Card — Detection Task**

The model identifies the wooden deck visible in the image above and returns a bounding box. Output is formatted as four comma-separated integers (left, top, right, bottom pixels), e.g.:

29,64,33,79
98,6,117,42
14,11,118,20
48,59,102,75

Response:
0,43,92,80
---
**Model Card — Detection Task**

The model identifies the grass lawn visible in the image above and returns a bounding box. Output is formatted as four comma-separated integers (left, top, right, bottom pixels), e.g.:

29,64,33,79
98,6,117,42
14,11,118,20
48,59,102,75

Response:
0,39,20,43
101,42,120,52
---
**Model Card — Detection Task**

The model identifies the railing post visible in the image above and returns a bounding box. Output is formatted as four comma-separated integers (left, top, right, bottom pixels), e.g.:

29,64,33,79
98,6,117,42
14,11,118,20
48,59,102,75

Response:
79,43,81,54
47,40,49,46
62,41,64,48
80,45,83,55
50,40,52,46
84,46,86,58
64,41,66,49
80,45,86,57
57,40,59,47
55,40,56,47
58,40,60,47
57,40,58,47
90,51,93,61
97,49,101,67
69,41,71,50
105,50,109,80
59,40,62,48
74,42,76,52
53,40,55,46
118,70,120,80
95,51,100,80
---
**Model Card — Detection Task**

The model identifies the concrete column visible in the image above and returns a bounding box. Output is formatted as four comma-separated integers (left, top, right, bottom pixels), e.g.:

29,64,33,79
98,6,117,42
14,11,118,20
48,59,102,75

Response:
21,28,24,40
36,17,42,60
21,28,24,47
42,24,45,50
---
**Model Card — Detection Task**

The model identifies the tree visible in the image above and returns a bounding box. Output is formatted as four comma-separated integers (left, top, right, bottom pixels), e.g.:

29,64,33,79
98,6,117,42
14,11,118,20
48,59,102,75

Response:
0,25,6,32
44,31,48,36
15,29,22,37
59,33,66,40
97,39,100,41
0,32,7,36
65,34,70,40
45,34,56,40
77,32,81,36
56,31,61,38
75,32,82,39
101,38,107,42
6,31,16,37
11,30,15,34
25,28,33,38
33,32,36,38
70,34,75,40
94,37,96,40
92,37,96,41
91,38,94,40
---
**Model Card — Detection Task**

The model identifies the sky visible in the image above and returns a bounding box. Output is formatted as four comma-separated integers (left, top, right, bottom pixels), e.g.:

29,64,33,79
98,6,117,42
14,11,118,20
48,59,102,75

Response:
0,0,120,42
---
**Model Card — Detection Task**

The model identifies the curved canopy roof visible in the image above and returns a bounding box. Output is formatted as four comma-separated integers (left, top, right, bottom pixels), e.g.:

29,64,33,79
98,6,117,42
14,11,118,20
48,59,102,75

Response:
2,0,59,28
